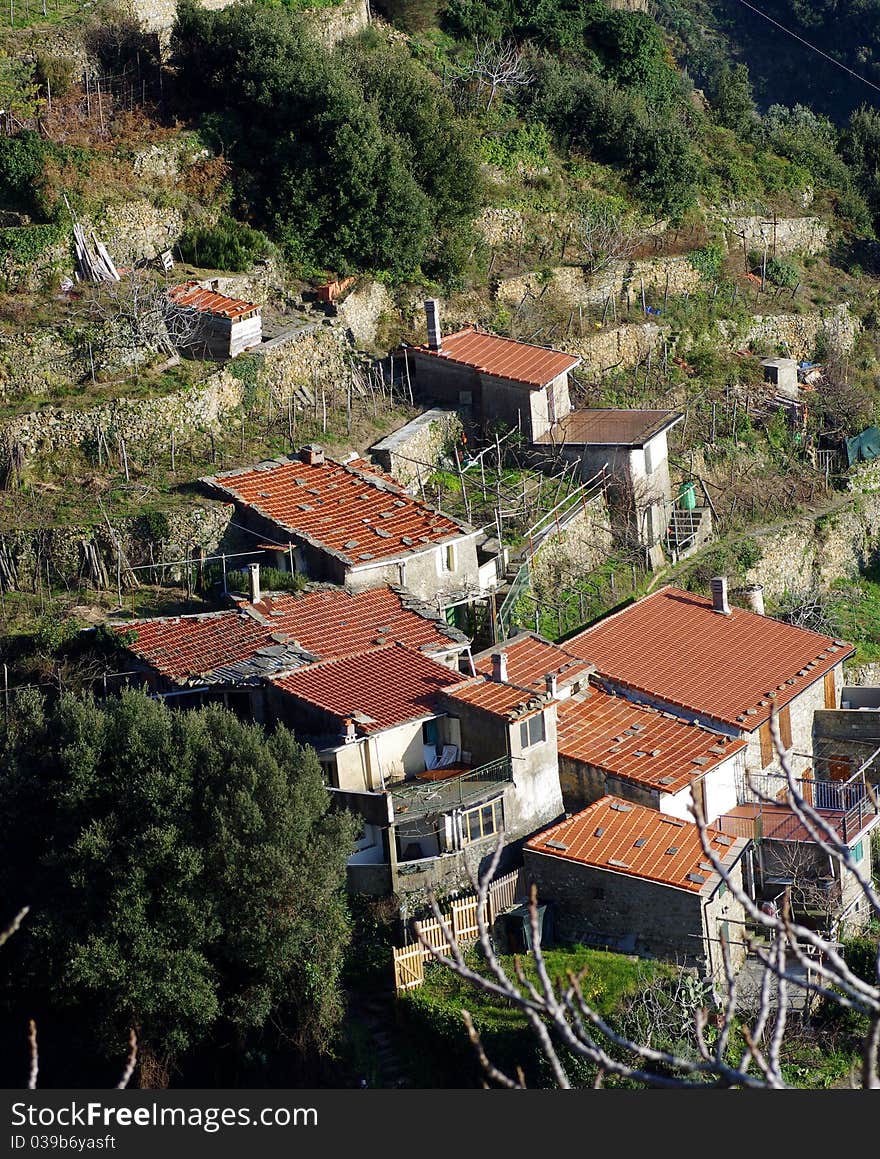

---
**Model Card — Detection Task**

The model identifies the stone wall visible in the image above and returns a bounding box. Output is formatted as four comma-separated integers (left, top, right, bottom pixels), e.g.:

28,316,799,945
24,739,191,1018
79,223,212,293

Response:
128,0,368,47
370,408,464,487
720,303,859,361
0,499,232,592
720,215,829,258
569,321,662,374
529,493,614,596
89,199,186,268
252,322,354,403
495,255,701,312
337,279,395,349
1,367,243,469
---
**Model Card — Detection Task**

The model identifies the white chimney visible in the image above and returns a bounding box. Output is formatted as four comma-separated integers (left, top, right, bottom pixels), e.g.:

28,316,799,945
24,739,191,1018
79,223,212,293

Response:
425,299,442,351
248,562,261,605
492,651,508,683
300,444,325,466
342,717,356,743
742,584,765,616
545,672,558,698
710,576,731,616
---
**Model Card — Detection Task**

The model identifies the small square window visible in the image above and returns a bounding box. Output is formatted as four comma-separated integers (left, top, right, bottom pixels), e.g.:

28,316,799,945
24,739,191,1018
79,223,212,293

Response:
851,840,864,863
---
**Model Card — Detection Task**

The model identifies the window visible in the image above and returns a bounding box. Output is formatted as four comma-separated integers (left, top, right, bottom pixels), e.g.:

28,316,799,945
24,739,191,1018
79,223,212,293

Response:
461,798,503,845
851,840,864,863
422,719,439,746
438,543,457,574
520,712,546,749
779,704,792,751
644,442,653,476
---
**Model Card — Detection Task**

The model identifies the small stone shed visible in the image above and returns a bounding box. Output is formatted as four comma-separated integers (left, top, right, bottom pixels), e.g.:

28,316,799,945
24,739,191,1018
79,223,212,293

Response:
525,796,749,977
168,280,262,359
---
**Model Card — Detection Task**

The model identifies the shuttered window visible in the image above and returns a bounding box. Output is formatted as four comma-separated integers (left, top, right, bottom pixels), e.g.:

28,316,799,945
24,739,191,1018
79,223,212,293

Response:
759,721,773,768
824,670,836,709
779,704,793,751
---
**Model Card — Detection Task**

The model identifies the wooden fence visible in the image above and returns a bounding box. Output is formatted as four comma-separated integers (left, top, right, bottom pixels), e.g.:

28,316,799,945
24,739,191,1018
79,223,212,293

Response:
392,868,525,993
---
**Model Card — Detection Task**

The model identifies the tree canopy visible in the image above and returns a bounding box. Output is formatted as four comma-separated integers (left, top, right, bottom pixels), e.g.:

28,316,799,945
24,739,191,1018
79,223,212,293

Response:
170,2,480,280
0,689,356,1087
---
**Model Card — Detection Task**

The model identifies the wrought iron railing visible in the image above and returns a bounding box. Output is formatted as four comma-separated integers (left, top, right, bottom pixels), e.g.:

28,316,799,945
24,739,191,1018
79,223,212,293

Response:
391,756,512,819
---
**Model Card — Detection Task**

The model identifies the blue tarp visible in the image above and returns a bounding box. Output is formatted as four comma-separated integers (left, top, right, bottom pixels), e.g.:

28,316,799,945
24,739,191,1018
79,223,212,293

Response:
846,426,880,466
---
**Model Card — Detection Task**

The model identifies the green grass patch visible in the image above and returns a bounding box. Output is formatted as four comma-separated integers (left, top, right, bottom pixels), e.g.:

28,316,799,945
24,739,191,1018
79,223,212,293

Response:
395,944,667,1088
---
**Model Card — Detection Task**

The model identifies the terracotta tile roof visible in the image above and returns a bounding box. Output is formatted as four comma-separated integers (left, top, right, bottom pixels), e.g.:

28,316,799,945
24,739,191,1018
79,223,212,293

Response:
556,689,746,796
413,326,580,388
168,280,260,320
565,587,854,730
204,455,469,565
442,675,548,720
527,796,745,893
719,802,880,844
272,643,462,733
473,634,593,692
115,585,464,685
534,408,682,446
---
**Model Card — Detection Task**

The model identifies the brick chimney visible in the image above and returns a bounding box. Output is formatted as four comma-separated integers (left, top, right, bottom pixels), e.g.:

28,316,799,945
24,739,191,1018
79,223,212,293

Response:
492,651,508,683
300,444,325,466
425,299,442,351
710,576,731,616
248,562,261,605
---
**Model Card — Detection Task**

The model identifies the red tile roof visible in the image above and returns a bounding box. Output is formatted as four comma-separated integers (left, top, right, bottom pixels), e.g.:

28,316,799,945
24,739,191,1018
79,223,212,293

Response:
414,326,580,388
527,796,745,893
556,689,746,795
441,675,548,720
116,586,464,684
204,455,469,565
565,587,854,730
272,643,462,733
474,634,593,692
168,280,260,320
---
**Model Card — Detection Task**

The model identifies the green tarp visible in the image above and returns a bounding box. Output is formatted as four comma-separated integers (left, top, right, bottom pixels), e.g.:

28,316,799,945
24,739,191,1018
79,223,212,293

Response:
846,426,880,466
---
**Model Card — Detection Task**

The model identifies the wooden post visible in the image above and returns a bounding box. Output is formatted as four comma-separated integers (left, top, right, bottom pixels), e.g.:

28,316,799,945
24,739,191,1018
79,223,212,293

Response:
453,444,471,522
640,277,646,314
171,430,176,474
403,348,413,406
97,77,105,134
221,552,227,593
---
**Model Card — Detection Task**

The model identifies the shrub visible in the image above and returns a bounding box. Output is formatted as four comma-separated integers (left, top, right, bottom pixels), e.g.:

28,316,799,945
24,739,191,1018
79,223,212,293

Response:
178,215,273,272
765,256,799,289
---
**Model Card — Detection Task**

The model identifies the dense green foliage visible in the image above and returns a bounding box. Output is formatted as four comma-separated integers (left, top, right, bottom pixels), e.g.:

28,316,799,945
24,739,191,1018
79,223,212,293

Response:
178,216,274,272
171,3,480,279
0,690,356,1085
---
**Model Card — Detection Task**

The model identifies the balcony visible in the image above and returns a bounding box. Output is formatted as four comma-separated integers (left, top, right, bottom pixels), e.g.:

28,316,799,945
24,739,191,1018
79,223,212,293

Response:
390,756,513,819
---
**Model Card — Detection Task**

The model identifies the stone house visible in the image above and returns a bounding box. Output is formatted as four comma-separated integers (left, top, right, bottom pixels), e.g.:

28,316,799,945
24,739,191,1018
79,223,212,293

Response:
264,643,564,900
565,579,855,781
110,579,470,718
167,280,262,359
203,447,494,609
472,630,746,822
406,301,581,442
524,796,750,977
534,407,685,566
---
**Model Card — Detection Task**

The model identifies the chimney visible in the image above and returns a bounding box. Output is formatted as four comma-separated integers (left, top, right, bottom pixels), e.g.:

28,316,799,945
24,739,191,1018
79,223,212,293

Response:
247,562,261,605
492,651,508,683
425,299,442,351
710,576,731,616
545,672,558,699
341,717,356,743
742,583,765,616
300,444,325,467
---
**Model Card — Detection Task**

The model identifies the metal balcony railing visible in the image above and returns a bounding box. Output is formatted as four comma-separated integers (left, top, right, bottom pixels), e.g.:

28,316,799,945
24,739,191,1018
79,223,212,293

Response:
391,757,513,819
